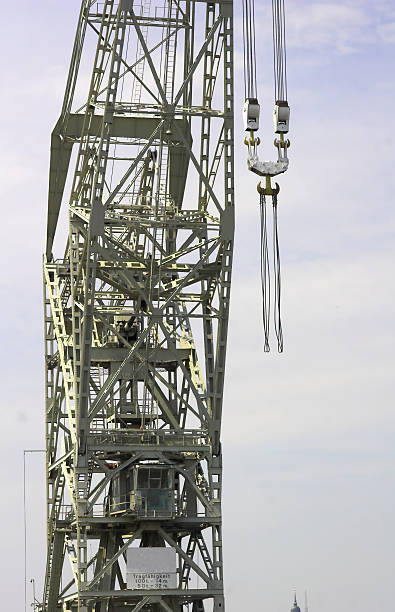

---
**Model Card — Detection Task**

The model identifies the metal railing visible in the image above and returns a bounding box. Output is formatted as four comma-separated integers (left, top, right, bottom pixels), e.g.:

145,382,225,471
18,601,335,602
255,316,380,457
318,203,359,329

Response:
88,428,210,448
58,501,207,521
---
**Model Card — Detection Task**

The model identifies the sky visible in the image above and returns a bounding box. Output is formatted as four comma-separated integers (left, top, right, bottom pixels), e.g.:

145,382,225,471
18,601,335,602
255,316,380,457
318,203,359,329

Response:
0,1,395,611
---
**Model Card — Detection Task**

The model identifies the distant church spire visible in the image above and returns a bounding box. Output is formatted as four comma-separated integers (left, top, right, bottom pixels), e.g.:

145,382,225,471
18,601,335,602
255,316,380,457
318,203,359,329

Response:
291,594,301,612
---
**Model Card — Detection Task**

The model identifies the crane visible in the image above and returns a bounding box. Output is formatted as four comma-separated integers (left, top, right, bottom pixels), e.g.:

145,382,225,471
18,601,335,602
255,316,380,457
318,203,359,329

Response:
42,1,233,610
39,0,290,611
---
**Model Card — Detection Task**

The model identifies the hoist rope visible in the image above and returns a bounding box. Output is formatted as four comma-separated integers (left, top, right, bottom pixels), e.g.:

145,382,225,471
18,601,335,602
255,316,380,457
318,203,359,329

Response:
260,191,270,352
242,0,257,99
242,1,287,352
260,191,284,353
243,0,288,102
272,192,283,352
272,0,288,101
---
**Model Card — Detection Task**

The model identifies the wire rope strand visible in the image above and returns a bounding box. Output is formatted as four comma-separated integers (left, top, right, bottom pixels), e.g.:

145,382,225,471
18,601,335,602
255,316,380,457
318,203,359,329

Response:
271,0,277,101
277,0,282,100
242,0,247,99
251,0,257,97
260,191,270,352
272,193,283,352
249,0,254,97
247,0,251,94
247,0,252,96
272,0,288,102
282,0,288,100
280,0,285,99
242,0,257,100
273,0,278,100
274,0,278,99
278,0,284,100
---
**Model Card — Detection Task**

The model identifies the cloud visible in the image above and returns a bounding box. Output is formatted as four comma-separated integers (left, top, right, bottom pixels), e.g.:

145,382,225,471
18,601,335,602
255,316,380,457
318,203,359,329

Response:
286,2,372,53
378,20,395,43
285,1,395,54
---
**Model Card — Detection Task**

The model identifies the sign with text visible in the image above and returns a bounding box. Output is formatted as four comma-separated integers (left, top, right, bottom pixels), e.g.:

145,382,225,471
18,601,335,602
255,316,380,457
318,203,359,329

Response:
127,547,177,590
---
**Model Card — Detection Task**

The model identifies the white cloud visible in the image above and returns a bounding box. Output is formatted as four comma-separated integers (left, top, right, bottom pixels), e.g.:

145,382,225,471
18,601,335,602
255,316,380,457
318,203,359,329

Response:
378,20,395,43
286,2,372,53
273,1,395,53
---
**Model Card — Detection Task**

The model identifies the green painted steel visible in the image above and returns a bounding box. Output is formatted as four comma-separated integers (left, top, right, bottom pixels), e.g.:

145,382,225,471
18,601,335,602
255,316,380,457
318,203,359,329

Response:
42,1,234,610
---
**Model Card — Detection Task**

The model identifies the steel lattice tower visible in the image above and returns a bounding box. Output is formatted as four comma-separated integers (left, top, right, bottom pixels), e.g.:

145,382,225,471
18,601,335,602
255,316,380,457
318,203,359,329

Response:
42,1,234,610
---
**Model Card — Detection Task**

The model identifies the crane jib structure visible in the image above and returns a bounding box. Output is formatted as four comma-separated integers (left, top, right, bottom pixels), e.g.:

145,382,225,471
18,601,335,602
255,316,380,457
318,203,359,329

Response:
42,1,233,611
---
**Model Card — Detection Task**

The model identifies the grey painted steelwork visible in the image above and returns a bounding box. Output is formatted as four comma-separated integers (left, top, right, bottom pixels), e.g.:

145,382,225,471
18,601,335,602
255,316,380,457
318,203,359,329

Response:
42,1,234,611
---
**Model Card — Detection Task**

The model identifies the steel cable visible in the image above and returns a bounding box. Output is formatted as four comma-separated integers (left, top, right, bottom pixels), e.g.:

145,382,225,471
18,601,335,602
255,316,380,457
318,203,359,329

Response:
243,0,288,102
259,191,284,353
243,1,287,352
242,0,257,99
272,193,283,352
272,0,288,101
260,191,271,352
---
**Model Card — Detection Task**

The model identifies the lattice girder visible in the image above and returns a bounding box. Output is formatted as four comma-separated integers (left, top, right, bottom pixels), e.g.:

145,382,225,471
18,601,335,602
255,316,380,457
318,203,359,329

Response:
42,1,234,610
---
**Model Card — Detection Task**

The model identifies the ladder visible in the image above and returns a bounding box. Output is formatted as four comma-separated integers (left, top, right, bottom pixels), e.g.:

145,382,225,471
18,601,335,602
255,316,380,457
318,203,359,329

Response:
196,531,215,580
131,0,151,105
158,0,179,205
181,535,198,587
44,265,77,435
